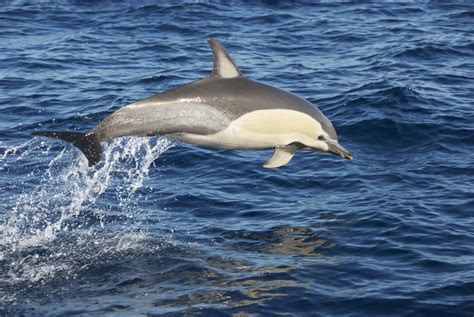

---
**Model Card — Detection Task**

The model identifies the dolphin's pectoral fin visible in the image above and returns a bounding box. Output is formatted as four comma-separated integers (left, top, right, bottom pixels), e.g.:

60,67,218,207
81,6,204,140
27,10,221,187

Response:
208,39,242,78
263,145,297,168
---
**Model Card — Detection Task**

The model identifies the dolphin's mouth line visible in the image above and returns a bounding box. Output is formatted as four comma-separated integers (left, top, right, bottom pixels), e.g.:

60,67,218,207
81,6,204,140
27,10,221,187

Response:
326,141,353,160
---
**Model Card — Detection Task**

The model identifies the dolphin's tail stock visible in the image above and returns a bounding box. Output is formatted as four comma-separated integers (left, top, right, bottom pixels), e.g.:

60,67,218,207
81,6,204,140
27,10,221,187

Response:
32,131,102,167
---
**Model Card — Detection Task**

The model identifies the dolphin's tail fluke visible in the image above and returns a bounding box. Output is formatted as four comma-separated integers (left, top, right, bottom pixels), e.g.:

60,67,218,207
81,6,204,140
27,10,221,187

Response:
32,131,102,167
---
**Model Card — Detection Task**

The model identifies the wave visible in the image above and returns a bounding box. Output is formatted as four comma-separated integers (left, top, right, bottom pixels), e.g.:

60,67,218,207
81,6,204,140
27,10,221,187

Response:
393,43,473,60
317,82,474,153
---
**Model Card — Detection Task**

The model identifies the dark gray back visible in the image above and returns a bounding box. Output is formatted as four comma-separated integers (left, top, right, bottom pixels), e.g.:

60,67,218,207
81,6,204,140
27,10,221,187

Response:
144,76,338,139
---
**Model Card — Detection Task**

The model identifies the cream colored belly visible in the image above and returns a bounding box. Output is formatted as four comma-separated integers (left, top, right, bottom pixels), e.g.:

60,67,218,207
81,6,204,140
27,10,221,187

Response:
170,109,322,149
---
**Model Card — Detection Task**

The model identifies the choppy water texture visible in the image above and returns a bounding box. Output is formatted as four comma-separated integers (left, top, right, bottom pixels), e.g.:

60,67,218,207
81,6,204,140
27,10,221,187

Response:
1,1,473,316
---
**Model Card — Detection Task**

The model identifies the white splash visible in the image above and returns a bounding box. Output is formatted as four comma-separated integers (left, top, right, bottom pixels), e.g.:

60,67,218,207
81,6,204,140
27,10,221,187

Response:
0,136,174,286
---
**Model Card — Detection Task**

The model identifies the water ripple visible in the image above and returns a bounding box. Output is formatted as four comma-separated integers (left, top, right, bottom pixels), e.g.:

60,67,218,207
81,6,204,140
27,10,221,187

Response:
1,2,473,316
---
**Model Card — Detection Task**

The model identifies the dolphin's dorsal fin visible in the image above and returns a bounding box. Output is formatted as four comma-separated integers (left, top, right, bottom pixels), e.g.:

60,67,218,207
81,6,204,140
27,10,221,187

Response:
208,39,242,78
263,145,297,168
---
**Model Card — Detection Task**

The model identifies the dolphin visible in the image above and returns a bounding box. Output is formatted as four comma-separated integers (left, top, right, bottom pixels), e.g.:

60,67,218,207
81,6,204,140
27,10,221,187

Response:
32,39,352,168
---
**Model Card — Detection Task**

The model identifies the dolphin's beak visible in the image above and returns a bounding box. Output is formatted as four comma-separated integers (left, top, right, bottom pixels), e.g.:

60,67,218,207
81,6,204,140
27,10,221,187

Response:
326,141,353,160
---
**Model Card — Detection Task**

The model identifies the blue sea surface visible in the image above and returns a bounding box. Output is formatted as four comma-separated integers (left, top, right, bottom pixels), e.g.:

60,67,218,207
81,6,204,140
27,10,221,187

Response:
1,1,473,316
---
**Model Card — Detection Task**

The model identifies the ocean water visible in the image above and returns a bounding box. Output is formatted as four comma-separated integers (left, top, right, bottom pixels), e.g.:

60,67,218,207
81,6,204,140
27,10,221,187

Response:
1,1,473,316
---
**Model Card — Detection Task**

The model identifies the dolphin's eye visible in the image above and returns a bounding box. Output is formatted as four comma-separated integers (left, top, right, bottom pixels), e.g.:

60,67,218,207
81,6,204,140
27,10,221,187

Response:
318,135,325,141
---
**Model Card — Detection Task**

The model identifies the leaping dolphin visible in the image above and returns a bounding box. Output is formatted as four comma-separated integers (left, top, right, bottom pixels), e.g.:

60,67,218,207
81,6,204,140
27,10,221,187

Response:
32,39,352,168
